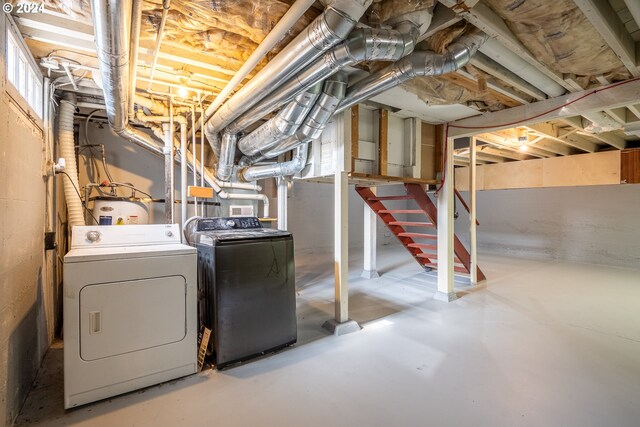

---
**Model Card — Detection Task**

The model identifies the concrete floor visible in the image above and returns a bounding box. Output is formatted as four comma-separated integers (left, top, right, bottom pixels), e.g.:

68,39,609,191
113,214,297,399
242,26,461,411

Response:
16,246,640,426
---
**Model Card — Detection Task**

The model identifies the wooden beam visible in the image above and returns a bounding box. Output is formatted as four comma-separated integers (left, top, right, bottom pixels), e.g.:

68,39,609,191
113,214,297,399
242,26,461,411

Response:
440,73,521,107
479,146,534,161
439,0,574,91
455,68,531,105
573,0,639,77
469,53,547,101
378,109,388,176
532,138,573,156
448,78,640,137
528,123,599,153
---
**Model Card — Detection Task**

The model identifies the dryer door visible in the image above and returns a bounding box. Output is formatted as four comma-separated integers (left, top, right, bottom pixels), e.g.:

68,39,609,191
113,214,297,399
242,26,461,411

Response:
79,276,187,361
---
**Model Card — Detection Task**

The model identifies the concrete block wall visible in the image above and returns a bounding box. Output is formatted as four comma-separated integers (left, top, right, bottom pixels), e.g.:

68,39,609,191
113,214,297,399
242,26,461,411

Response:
0,16,52,425
455,185,640,269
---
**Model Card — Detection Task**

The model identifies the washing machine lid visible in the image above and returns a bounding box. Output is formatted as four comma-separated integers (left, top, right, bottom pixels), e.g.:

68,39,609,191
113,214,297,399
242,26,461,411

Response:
65,243,196,263
193,228,292,244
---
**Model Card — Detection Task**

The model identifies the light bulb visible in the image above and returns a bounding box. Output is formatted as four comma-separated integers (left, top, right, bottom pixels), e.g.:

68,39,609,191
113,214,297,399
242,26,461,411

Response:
519,144,528,152
177,86,189,98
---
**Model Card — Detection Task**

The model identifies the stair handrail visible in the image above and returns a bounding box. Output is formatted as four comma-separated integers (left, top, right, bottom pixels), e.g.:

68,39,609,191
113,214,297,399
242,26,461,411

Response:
454,188,479,226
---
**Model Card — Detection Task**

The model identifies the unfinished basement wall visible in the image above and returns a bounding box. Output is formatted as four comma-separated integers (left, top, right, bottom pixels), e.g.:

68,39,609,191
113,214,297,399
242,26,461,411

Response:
77,124,206,224
286,182,407,251
456,185,640,269
0,16,53,426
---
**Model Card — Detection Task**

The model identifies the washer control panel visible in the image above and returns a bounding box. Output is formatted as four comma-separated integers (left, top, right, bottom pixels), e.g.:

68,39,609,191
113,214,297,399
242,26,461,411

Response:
196,217,263,231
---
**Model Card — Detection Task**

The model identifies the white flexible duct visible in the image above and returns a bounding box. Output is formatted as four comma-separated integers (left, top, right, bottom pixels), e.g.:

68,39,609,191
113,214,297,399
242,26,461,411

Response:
59,93,85,228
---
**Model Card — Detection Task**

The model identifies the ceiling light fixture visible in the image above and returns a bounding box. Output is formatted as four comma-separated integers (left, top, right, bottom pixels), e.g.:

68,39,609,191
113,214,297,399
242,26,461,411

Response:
177,86,189,98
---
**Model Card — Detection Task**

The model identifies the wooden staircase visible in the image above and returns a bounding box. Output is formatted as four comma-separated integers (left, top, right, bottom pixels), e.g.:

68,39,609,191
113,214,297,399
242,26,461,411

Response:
356,183,485,280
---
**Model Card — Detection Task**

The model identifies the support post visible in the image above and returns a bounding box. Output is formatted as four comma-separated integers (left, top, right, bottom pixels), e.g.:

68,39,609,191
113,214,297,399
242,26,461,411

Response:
362,187,379,279
469,136,478,284
277,177,288,230
323,112,361,335
435,130,456,302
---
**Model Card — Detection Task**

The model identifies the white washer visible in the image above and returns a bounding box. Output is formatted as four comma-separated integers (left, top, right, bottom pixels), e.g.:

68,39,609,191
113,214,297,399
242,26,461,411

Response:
63,224,197,409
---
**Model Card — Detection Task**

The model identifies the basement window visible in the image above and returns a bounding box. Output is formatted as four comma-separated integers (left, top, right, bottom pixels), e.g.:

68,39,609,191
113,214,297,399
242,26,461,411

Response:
5,25,43,118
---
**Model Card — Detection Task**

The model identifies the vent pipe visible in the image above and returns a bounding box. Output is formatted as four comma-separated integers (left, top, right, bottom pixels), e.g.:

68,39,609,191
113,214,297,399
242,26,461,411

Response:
230,22,422,134
240,73,348,181
204,0,372,149
58,93,85,228
237,83,323,156
336,31,490,114
90,0,162,157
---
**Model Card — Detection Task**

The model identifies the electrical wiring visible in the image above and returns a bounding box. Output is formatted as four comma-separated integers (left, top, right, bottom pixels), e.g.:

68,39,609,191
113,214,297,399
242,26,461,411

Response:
435,76,640,195
59,171,99,224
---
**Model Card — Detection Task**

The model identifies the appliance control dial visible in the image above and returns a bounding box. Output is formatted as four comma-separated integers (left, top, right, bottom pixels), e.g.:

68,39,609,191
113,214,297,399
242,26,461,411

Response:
86,230,101,243
226,220,236,228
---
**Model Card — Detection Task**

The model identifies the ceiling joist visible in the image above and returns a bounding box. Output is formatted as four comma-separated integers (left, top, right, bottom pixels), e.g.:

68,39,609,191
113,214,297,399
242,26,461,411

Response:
573,0,640,77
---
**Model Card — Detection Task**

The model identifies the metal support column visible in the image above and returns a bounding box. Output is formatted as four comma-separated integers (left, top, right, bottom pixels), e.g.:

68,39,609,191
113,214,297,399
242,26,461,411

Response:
469,136,478,284
362,186,379,279
435,130,456,302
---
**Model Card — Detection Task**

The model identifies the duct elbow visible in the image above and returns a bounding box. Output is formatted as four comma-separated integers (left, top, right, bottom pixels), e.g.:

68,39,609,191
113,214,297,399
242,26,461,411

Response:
216,131,237,181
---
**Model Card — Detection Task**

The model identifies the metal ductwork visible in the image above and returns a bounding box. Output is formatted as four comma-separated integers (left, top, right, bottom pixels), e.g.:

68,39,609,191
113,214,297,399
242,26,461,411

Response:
237,83,323,156
240,73,348,181
216,131,238,181
265,72,348,159
335,31,490,114
241,143,312,182
204,0,372,150
90,0,161,156
229,21,423,134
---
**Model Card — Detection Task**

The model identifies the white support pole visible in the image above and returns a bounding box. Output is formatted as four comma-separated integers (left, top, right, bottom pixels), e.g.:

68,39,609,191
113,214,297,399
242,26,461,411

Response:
435,132,456,302
334,170,349,322
277,177,288,230
362,187,379,279
469,136,478,285
323,113,360,335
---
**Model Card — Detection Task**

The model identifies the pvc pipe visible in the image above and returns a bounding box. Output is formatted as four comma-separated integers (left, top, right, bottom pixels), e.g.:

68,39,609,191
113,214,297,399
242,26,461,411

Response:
479,37,565,98
180,118,188,239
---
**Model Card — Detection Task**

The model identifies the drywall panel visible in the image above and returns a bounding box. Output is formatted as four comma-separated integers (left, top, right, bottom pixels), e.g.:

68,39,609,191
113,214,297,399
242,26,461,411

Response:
542,151,620,187
455,185,640,268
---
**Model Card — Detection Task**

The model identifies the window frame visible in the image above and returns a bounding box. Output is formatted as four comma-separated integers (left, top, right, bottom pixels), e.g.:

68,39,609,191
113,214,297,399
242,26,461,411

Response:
4,15,44,122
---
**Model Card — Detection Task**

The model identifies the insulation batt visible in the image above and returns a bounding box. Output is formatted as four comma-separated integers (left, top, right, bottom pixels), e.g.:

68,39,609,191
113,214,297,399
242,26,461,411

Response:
484,0,631,86
44,0,319,72
143,0,318,65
